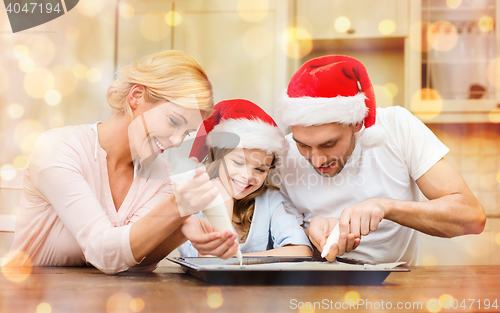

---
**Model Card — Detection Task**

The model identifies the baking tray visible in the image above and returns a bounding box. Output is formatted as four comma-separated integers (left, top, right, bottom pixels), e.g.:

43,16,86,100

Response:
167,256,409,285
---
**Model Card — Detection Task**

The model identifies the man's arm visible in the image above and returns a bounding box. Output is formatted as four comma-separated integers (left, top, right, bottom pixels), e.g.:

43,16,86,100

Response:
341,158,485,242
312,158,486,261
383,157,485,237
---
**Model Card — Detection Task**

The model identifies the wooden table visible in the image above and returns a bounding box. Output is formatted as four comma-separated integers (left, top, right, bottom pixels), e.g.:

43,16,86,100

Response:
1,264,499,312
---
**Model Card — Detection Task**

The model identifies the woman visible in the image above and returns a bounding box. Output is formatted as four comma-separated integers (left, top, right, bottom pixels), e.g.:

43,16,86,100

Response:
178,99,312,257
7,51,238,274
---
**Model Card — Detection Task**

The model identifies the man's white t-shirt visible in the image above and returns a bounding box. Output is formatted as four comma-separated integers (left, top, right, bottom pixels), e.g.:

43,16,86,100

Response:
277,106,449,265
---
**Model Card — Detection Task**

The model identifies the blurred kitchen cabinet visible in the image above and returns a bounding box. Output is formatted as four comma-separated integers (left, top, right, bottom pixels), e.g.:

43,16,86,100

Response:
296,0,409,39
406,0,500,123
116,0,173,70
172,0,289,117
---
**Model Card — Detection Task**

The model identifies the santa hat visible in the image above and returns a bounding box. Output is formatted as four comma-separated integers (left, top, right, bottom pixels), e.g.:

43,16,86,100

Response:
280,55,385,146
190,99,287,162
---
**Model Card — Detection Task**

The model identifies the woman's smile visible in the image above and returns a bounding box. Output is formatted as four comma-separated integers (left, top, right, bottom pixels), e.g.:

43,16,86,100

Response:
153,137,167,152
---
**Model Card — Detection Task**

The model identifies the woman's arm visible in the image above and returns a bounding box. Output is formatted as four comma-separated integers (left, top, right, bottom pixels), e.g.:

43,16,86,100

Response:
211,177,234,217
129,166,221,264
34,143,219,273
129,195,188,266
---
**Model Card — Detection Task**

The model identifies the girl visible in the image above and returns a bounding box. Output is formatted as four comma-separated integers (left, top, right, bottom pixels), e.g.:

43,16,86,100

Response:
7,51,238,274
178,99,312,257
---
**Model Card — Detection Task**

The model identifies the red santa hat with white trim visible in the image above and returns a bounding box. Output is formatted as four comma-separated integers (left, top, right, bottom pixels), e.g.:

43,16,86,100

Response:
190,99,287,162
280,55,385,146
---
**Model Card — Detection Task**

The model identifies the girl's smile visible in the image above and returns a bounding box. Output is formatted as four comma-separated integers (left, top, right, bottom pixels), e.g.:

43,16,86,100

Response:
218,148,274,200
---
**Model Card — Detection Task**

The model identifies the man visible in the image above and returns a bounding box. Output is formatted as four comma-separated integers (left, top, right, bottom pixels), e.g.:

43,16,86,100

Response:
277,55,485,265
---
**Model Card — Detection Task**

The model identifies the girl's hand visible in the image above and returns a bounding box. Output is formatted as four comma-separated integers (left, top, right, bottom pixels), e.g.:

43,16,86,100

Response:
181,217,239,259
174,162,219,216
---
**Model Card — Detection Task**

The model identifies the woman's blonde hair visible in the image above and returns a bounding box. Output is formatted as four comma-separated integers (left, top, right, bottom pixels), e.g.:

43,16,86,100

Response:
206,147,278,242
107,50,214,117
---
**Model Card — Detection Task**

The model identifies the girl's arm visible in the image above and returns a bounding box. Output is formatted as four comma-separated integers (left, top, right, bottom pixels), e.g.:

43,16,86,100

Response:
267,192,314,256
244,244,312,257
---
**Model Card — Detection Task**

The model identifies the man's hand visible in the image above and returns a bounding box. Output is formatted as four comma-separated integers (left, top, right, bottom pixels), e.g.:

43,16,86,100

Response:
181,217,239,259
308,199,384,262
307,216,357,262
307,216,334,256
339,198,385,243
314,198,384,261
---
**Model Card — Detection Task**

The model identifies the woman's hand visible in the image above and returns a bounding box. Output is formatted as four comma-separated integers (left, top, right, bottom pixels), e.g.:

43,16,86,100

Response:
211,177,231,200
211,177,234,217
173,162,219,216
181,217,239,259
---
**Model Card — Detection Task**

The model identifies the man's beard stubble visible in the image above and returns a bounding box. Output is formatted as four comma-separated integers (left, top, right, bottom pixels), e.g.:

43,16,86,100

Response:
309,131,357,178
